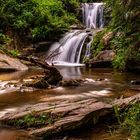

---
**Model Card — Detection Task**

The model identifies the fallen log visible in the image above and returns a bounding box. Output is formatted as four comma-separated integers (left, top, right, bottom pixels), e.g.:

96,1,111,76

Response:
28,57,63,85
18,56,63,85
0,93,140,138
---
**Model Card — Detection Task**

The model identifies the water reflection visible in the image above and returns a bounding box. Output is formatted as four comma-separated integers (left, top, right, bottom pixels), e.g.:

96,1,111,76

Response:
57,66,85,79
0,71,27,81
0,68,43,81
0,126,40,140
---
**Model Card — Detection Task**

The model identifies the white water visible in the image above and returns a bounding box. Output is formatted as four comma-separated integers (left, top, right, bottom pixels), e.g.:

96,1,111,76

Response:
82,3,104,28
46,3,104,66
46,30,87,65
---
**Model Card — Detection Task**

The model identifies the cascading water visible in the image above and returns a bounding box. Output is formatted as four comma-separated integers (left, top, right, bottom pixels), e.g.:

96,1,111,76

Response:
46,3,104,66
46,30,87,66
82,3,104,28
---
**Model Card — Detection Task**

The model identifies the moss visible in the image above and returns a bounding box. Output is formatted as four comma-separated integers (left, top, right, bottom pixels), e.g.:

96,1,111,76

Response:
32,79,49,88
25,79,49,89
91,30,105,58
90,28,113,59
8,111,61,129
99,0,140,71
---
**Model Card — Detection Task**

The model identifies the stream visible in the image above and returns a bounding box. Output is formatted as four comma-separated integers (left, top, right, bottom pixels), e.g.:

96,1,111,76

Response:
0,66,140,140
0,1,139,139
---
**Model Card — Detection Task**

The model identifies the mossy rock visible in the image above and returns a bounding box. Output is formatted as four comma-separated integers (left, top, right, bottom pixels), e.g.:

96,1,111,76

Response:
33,79,49,88
25,79,49,89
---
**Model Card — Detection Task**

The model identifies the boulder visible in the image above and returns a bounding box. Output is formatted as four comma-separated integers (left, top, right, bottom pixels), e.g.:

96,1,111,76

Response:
94,50,116,61
59,79,82,87
86,50,116,68
70,24,85,30
43,67,63,85
24,79,49,89
26,57,63,85
0,53,28,72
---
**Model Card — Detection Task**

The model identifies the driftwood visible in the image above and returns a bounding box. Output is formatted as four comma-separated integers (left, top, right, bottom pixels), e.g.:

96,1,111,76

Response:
18,56,63,85
0,93,140,138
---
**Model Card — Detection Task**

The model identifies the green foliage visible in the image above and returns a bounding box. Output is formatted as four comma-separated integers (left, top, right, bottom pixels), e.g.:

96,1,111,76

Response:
0,33,11,53
0,33,20,56
123,103,140,140
9,49,20,57
112,48,127,70
104,0,139,33
110,34,131,70
0,33,11,44
9,111,59,128
114,103,140,140
62,0,80,14
91,30,107,58
90,0,139,70
83,56,90,63
0,0,79,40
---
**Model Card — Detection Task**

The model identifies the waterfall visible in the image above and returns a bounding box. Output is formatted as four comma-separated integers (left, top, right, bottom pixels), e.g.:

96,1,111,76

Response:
82,3,104,28
46,3,104,66
46,30,87,66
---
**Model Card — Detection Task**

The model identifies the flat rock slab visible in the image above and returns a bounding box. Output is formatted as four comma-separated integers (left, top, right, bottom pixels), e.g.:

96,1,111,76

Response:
0,93,140,138
0,53,28,72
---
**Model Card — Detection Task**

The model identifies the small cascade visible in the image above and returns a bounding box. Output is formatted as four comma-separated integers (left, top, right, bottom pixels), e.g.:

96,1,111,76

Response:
46,3,104,66
82,3,104,28
46,30,87,65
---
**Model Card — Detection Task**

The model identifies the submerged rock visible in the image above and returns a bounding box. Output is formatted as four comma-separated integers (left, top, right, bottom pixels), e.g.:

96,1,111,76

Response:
59,79,82,87
43,66,63,85
0,53,28,72
24,79,49,89
130,80,140,85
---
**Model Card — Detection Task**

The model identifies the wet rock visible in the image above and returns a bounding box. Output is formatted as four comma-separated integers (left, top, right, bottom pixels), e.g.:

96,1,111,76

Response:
86,50,116,68
70,24,85,29
25,79,49,89
43,67,63,85
28,57,63,85
94,50,115,61
130,80,140,85
1,93,140,138
0,53,28,72
59,79,82,87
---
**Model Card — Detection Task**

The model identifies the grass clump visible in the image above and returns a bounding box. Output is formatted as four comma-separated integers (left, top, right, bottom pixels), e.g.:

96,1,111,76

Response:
114,103,140,140
9,111,60,129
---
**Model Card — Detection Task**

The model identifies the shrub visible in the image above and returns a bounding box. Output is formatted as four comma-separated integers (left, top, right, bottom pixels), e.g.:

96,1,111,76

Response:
0,0,79,41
